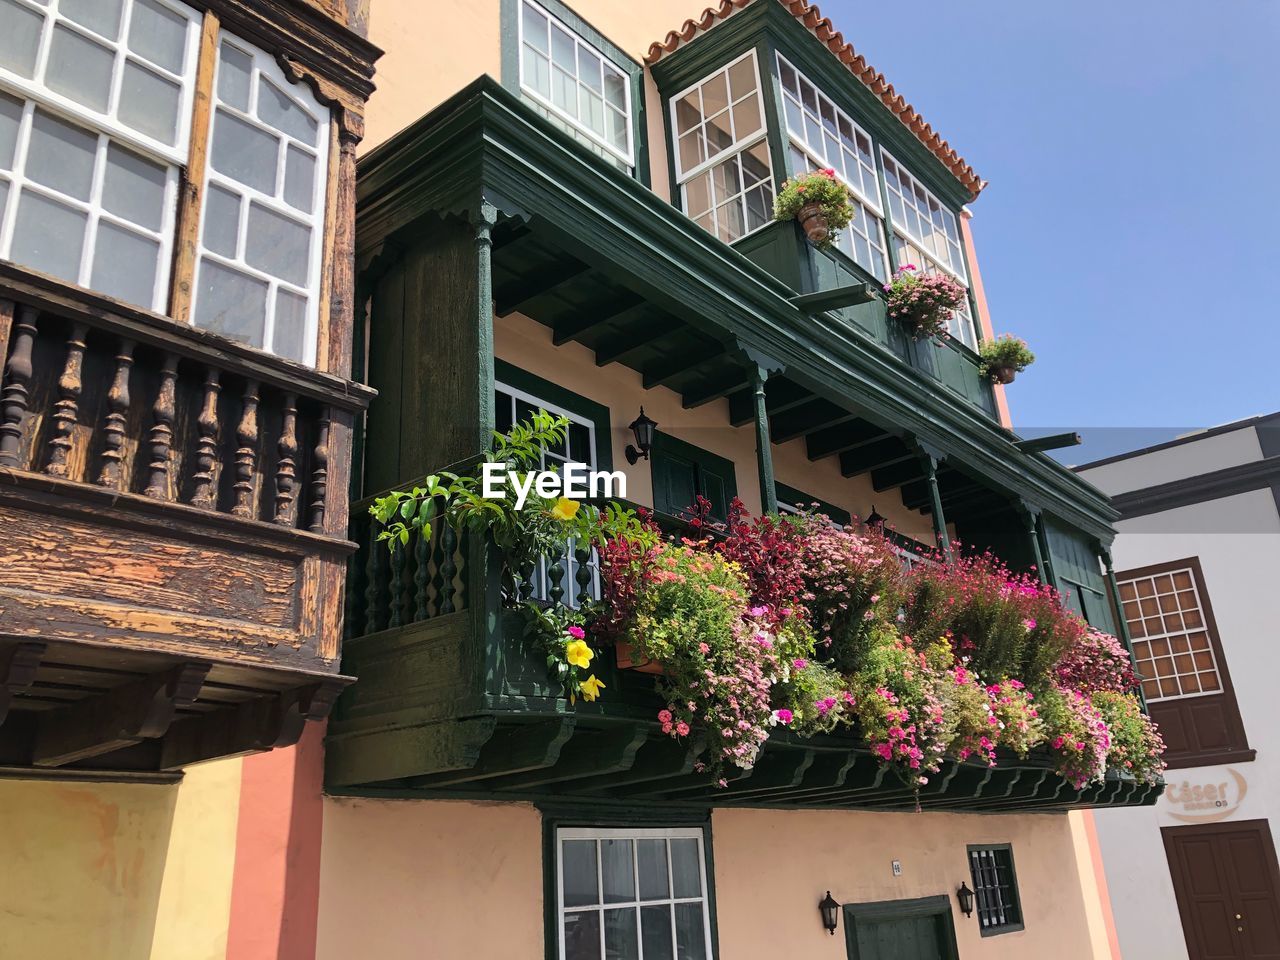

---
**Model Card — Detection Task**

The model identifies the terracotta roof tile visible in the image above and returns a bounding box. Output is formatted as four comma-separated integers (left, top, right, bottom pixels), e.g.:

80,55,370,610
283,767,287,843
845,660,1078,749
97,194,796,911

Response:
645,0,986,199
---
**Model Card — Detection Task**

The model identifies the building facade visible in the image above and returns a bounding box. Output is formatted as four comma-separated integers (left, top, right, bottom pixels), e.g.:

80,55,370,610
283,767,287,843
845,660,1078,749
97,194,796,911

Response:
1080,415,1280,960
0,0,1160,958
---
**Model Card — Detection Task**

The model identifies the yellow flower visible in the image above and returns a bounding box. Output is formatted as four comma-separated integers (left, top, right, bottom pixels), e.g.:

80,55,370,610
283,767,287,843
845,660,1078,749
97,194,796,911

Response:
580,674,605,702
550,497,580,521
565,639,594,669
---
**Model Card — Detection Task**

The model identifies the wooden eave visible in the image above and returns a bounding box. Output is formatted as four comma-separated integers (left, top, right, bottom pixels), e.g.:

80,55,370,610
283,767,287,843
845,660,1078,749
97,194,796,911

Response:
356,78,1116,540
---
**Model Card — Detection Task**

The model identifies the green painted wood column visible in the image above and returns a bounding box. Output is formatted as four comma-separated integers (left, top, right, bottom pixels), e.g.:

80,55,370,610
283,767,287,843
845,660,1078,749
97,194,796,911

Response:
1101,545,1148,712
1018,502,1048,582
474,201,498,449
1034,513,1058,589
749,365,778,515
917,444,952,559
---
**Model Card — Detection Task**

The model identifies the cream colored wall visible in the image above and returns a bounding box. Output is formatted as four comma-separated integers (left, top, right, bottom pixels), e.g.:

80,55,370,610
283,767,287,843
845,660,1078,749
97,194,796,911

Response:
0,758,242,960
495,310,938,542
712,807,1112,958
315,797,545,960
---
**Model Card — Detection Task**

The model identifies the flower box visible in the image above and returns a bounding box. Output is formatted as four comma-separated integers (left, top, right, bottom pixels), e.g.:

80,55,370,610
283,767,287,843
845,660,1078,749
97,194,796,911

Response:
615,638,665,675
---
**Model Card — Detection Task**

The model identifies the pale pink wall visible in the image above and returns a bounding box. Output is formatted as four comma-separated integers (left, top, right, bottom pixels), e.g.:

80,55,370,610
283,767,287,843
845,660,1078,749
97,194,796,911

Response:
315,799,545,960
711,807,1110,958
960,210,1012,429
495,310,939,542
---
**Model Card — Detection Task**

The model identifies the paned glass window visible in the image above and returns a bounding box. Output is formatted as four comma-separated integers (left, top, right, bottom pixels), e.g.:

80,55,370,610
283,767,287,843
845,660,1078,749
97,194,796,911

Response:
777,53,887,279
519,0,632,168
495,380,600,605
882,150,975,346
671,50,773,243
557,827,713,960
192,37,329,364
968,846,1023,934
1119,567,1221,702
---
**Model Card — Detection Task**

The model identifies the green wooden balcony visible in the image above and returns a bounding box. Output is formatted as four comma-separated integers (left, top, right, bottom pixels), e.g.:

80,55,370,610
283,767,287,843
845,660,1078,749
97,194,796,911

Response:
326,479,1158,812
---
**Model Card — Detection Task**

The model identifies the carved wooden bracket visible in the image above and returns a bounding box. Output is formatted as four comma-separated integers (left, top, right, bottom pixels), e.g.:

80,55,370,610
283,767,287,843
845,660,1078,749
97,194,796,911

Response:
278,55,365,143
32,662,211,768
0,641,46,726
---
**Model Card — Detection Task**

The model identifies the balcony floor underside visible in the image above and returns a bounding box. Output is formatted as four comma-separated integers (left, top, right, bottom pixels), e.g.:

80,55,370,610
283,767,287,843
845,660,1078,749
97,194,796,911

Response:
326,712,1161,812
0,636,350,779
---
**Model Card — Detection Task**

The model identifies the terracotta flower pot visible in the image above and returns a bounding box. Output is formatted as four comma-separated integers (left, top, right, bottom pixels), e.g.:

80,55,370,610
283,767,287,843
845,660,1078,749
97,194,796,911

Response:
615,638,665,675
992,366,1017,385
797,202,830,246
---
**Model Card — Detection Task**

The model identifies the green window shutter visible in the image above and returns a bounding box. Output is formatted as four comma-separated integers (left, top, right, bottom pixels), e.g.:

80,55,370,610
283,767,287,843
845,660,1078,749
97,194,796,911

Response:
650,432,738,523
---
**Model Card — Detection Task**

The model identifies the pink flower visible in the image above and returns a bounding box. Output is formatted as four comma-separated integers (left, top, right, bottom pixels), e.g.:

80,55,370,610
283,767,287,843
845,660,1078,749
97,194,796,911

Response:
566,625,586,640
658,709,672,724
676,721,690,736
793,658,808,671
774,709,794,725
698,642,710,654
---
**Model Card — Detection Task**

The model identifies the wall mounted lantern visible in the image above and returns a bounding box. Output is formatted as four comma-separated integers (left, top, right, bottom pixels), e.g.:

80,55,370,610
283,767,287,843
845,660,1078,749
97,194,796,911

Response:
819,891,840,935
956,881,975,918
625,407,657,465
865,505,885,528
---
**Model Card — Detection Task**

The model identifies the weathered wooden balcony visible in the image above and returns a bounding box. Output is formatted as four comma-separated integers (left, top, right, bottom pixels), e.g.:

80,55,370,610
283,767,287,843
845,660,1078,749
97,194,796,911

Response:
0,264,373,779
326,477,1159,812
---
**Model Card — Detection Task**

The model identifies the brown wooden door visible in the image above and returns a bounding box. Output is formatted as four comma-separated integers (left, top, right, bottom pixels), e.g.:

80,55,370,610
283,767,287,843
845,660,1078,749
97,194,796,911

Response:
1164,820,1280,959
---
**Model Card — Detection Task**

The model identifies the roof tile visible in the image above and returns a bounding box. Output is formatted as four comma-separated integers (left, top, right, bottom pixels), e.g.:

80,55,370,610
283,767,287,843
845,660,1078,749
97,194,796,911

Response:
645,0,986,198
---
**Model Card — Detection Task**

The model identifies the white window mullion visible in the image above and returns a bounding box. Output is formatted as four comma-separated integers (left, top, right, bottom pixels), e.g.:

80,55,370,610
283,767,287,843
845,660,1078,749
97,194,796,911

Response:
78,133,112,288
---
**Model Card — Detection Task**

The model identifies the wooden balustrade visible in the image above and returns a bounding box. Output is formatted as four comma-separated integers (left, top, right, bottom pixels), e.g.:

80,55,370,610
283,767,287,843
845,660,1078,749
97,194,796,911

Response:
0,296,354,532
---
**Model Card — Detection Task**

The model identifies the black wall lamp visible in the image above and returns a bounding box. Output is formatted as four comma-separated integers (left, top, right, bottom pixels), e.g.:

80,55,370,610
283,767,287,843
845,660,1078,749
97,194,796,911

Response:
956,881,975,918
865,505,885,528
625,407,657,465
819,891,840,935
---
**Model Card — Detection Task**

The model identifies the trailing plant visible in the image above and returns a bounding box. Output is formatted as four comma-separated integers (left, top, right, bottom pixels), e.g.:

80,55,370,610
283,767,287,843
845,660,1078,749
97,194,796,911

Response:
986,678,1045,758
772,168,853,249
1091,690,1166,785
978,334,1036,381
771,659,854,737
1055,629,1138,696
943,660,1000,767
715,500,809,628
883,264,966,341
521,604,604,705
1036,685,1111,789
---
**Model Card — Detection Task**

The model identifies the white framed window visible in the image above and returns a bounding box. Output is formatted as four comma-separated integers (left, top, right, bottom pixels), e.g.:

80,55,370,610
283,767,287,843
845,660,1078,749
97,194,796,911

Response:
191,36,330,365
671,50,773,244
518,0,632,168
557,826,714,960
1119,566,1223,703
776,53,887,280
495,380,600,605
0,0,199,311
881,149,975,346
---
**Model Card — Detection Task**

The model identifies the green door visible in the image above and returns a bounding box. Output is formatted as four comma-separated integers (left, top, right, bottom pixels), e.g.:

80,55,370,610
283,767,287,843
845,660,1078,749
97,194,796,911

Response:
649,432,738,524
845,896,960,960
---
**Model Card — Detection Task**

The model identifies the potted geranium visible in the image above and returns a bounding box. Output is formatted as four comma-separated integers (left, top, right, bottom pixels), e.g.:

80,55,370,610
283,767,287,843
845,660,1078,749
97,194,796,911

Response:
978,334,1035,384
773,168,852,249
884,265,966,341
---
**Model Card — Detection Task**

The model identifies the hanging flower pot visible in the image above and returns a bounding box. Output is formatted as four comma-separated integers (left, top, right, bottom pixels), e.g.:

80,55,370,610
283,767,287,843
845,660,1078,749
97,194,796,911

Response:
978,334,1036,384
615,638,665,675
773,169,852,251
797,202,830,246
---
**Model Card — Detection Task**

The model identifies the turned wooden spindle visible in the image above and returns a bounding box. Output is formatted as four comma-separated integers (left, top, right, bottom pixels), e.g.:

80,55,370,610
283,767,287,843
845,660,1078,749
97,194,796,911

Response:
307,410,330,533
273,392,299,525
439,524,458,615
96,338,135,489
0,305,39,469
231,379,260,518
142,353,179,499
413,526,431,621
189,367,221,509
45,321,88,477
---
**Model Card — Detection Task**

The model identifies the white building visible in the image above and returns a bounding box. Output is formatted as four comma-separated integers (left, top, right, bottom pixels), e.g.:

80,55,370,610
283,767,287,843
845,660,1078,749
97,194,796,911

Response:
1077,413,1280,960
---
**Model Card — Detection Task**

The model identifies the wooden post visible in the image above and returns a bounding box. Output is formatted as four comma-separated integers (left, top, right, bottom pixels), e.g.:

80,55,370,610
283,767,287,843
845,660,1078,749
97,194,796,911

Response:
0,305,38,468
474,203,497,452
749,365,777,515
231,379,260,517
273,392,299,525
45,321,88,477
143,353,179,499
189,366,221,508
917,445,952,559
307,409,331,532
96,338,135,489
1018,501,1048,581
1101,545,1148,712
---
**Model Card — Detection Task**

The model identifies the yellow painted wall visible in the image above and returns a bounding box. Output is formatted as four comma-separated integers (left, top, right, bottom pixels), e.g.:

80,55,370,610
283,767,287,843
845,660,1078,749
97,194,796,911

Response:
315,797,545,960
313,798,1114,958
0,758,242,960
496,309,940,542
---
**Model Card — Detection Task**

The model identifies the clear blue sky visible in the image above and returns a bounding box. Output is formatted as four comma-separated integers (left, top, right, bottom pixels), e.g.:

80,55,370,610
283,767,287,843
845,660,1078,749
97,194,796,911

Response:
823,0,1280,461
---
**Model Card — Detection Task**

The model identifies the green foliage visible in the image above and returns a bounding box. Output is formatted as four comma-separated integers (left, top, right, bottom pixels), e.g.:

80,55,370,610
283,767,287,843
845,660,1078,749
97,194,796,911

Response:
1092,690,1166,785
978,334,1036,379
772,169,853,248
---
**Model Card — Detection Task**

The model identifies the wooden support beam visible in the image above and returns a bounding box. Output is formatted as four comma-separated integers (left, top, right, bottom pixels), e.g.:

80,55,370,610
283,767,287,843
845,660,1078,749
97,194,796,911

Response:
840,438,909,477
806,420,889,461
682,369,751,409
871,458,924,493
404,718,576,788
0,642,45,725
724,750,858,804
594,318,681,367
485,724,649,791
727,379,815,427
33,663,210,767
618,761,754,798
914,764,994,807
747,364,778,514
552,294,647,346
770,401,854,444
685,748,815,800
790,282,876,313
643,350,722,390
159,679,345,770
917,447,953,559
1013,432,1082,454
568,733,706,792
494,261,590,316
